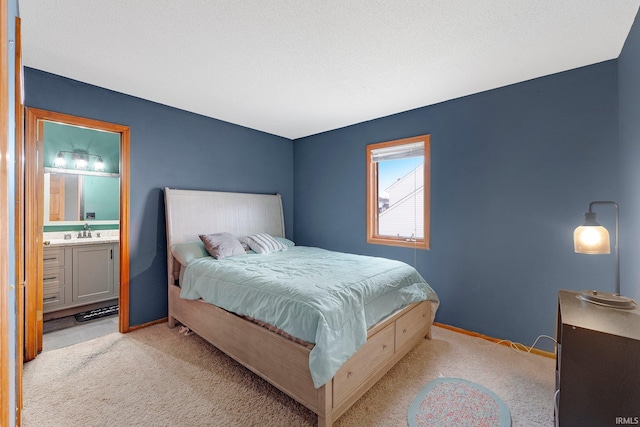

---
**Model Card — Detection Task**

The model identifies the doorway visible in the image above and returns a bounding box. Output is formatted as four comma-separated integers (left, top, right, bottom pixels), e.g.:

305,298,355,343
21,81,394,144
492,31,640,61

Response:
24,108,130,361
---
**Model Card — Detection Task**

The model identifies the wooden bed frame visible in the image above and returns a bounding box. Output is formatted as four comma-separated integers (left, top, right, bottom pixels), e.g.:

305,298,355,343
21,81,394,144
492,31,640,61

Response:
164,188,434,426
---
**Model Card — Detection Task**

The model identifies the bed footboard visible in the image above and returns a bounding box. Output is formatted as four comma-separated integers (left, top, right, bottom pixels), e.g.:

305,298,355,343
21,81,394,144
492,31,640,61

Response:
169,282,432,427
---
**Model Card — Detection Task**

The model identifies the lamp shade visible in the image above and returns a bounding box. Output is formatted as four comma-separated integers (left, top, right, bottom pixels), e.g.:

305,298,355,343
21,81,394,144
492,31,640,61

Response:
52,151,66,168
574,212,610,254
92,156,106,172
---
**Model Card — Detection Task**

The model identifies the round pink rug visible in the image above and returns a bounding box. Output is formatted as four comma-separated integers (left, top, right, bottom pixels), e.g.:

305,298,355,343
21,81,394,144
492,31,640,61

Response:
408,377,511,427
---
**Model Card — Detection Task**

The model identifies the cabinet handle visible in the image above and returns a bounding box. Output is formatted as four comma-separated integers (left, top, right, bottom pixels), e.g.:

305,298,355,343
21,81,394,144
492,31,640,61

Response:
43,276,57,281
44,257,56,261
43,296,57,302
110,249,113,259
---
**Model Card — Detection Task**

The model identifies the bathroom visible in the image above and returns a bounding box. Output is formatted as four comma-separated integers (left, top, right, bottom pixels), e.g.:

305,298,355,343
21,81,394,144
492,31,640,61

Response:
40,120,121,350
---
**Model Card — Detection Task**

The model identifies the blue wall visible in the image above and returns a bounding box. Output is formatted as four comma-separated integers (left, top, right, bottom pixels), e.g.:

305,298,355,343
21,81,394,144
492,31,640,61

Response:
24,68,294,326
619,9,640,303
294,61,620,351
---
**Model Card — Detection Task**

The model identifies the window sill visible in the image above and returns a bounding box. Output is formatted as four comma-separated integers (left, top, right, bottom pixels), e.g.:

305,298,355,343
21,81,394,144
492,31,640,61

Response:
367,236,429,250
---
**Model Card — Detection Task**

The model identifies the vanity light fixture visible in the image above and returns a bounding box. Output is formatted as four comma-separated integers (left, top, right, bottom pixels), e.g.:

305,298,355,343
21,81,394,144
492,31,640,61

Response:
52,150,106,172
573,201,636,309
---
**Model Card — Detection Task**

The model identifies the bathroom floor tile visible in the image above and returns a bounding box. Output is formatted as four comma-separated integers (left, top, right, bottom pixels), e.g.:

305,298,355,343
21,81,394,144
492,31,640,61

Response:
43,315,119,352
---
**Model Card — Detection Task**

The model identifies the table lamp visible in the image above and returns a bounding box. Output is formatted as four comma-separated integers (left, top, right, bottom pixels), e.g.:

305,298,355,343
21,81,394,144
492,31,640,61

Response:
573,201,636,309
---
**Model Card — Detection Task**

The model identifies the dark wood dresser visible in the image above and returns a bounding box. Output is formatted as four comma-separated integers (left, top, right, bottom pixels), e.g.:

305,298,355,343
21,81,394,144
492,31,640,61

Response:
555,289,640,426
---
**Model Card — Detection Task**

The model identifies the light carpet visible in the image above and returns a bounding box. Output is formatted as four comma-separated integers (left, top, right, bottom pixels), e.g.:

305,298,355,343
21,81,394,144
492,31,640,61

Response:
23,323,555,426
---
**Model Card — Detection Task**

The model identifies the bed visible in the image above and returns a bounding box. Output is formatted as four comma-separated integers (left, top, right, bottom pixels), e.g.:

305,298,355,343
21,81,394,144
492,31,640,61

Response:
164,188,439,426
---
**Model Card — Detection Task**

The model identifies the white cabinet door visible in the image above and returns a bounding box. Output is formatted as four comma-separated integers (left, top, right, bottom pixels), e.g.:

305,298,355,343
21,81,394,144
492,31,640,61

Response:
72,244,115,303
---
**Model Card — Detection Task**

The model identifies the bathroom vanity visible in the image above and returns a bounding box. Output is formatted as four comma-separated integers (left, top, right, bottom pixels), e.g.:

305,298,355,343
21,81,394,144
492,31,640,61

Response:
43,237,119,313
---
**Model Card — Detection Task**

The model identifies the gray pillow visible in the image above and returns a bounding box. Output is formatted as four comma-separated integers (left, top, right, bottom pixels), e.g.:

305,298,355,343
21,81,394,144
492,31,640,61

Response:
199,232,245,259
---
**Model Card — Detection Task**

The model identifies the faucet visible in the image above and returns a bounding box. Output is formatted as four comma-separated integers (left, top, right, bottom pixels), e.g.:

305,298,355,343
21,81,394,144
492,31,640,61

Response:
82,223,92,238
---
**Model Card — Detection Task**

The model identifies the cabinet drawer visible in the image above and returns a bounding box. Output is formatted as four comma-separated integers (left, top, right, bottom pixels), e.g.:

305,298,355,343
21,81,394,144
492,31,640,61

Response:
43,247,65,268
333,323,395,406
43,268,65,287
43,285,65,310
395,302,429,350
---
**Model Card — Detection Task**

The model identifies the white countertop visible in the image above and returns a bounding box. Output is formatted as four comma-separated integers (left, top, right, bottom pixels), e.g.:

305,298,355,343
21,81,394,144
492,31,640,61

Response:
44,237,119,247
43,230,119,247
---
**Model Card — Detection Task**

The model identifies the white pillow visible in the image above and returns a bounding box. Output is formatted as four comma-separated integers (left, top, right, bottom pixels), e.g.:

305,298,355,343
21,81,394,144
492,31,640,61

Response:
171,240,209,266
243,233,287,254
273,237,295,247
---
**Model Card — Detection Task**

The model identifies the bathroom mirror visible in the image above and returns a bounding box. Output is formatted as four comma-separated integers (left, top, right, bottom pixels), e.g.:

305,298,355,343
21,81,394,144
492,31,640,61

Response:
44,170,120,224
42,120,121,226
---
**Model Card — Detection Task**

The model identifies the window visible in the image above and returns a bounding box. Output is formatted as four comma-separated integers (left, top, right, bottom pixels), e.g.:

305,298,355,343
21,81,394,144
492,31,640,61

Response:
366,134,430,249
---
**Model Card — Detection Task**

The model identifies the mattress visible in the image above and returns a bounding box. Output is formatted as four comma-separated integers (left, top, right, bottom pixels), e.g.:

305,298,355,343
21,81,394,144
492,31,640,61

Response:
180,246,439,387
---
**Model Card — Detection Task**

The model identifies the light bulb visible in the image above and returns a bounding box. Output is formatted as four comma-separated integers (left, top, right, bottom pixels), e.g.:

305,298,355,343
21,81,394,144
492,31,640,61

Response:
52,152,66,168
579,228,601,246
93,157,105,172
74,158,88,169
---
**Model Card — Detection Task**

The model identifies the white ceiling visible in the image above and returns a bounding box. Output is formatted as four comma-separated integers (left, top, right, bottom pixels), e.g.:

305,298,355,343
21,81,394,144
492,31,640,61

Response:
19,1,640,139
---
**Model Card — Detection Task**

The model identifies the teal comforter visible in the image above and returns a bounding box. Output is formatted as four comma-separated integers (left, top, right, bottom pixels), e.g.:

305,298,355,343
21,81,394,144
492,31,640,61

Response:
180,246,439,388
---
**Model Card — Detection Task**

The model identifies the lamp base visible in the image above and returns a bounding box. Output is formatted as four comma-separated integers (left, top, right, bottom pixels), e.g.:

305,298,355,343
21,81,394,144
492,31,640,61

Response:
579,290,637,309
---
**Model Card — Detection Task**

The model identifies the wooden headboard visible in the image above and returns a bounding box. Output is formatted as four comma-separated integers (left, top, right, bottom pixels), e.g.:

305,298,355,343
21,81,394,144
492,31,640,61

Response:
164,187,285,285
